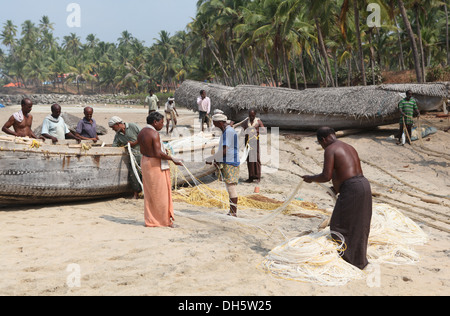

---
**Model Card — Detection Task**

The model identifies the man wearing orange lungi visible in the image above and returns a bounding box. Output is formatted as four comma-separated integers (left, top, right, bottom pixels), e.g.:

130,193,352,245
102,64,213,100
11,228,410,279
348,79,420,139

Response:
137,112,183,227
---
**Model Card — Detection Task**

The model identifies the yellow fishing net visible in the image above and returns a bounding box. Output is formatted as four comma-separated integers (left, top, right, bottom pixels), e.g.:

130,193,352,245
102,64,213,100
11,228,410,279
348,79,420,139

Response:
172,184,325,216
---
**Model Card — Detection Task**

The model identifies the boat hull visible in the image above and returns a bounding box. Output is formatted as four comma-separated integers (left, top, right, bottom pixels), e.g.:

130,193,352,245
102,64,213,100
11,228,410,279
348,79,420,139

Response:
0,135,219,206
231,111,400,131
0,138,132,206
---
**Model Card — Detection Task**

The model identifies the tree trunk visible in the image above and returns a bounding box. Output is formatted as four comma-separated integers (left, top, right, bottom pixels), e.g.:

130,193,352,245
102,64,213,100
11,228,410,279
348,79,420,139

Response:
444,1,449,66
368,28,376,85
414,6,426,82
282,44,291,88
206,38,231,85
395,16,406,71
299,50,307,89
315,17,335,87
397,0,423,83
354,0,367,85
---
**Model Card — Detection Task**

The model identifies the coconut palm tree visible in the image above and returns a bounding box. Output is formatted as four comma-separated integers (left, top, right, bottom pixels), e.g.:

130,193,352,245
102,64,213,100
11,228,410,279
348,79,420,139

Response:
1,20,18,54
63,33,82,57
397,0,424,82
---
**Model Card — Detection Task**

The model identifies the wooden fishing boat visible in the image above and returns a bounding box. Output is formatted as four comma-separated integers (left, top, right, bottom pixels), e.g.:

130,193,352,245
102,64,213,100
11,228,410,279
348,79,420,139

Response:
175,80,448,131
0,134,218,206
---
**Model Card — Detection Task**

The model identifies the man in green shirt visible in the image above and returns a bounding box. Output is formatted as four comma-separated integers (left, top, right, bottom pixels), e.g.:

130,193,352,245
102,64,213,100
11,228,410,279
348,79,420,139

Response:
145,90,159,114
109,116,142,199
397,90,420,145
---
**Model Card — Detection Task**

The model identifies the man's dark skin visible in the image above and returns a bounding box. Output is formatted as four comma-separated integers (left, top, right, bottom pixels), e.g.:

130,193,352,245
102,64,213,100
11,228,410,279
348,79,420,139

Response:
137,116,182,166
41,104,81,144
302,127,363,194
2,98,44,141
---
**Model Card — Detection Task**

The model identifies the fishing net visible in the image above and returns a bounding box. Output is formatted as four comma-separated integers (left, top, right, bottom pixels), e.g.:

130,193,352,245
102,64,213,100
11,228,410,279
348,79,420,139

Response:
262,203,428,286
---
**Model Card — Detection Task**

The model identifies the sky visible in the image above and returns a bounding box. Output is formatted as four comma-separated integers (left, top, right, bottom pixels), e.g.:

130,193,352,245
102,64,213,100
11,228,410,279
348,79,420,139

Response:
0,0,199,47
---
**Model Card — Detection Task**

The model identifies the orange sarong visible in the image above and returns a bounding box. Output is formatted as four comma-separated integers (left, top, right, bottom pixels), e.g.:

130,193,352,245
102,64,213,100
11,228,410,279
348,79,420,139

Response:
142,156,174,227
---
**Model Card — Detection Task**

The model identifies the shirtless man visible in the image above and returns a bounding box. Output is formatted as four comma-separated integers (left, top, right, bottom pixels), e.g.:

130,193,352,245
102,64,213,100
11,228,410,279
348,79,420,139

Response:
137,112,182,227
2,98,44,140
302,127,372,270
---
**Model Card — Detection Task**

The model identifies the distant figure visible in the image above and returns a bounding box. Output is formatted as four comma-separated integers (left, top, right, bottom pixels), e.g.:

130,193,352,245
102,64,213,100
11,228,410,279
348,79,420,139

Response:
397,90,420,145
75,107,99,143
145,90,160,113
137,112,183,228
197,90,211,132
302,127,372,270
109,116,142,199
41,104,81,144
2,98,44,140
164,97,179,135
234,109,266,183
206,113,240,217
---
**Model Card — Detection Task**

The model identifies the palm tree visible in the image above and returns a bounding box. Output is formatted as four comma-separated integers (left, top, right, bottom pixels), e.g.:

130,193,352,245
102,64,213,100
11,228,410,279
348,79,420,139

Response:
25,52,50,92
1,20,18,54
397,0,424,82
63,33,82,56
39,15,54,32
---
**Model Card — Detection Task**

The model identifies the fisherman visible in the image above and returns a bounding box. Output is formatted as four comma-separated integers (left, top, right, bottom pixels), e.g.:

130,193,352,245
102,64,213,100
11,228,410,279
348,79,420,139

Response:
397,90,420,145
109,116,142,199
206,113,240,217
233,109,266,183
41,104,81,144
302,127,372,270
2,98,45,141
75,107,99,143
145,89,160,113
197,90,211,132
164,97,179,135
137,112,183,227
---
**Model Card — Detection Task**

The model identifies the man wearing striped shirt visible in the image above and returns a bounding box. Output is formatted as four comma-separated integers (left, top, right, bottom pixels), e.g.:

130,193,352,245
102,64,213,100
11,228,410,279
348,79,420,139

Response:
397,90,420,145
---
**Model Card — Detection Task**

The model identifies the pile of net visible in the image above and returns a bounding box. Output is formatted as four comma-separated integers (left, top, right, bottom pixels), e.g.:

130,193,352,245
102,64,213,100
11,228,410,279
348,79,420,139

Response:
173,184,325,215
262,203,428,286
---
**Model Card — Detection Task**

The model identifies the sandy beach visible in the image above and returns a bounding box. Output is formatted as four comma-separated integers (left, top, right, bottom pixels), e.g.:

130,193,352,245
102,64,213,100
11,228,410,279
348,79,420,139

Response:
0,102,449,296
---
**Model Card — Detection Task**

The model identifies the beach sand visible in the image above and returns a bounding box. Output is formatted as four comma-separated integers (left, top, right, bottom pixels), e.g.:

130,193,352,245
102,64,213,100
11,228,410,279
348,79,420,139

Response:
0,102,449,296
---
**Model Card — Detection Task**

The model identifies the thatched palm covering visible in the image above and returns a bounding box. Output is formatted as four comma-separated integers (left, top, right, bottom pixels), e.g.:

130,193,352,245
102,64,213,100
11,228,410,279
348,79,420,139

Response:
227,85,402,119
174,80,447,128
379,82,449,98
174,80,234,116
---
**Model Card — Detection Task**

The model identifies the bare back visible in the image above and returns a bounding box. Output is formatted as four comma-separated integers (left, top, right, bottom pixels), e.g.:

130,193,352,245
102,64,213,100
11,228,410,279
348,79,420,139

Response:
138,127,162,158
324,140,363,193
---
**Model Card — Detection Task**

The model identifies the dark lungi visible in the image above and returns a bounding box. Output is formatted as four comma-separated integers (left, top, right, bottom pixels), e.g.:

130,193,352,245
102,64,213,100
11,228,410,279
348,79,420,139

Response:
330,175,372,270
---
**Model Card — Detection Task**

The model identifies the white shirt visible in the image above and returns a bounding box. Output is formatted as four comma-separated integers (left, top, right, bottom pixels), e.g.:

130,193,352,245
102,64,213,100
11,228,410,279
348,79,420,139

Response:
41,115,70,140
197,96,211,114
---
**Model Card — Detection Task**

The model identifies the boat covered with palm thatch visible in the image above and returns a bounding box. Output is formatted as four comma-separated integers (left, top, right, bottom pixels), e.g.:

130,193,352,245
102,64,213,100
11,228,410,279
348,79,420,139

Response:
174,80,448,131
0,134,217,206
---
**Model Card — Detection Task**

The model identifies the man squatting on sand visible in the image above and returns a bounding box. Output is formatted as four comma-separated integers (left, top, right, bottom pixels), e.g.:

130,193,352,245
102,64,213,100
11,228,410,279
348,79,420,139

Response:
137,112,183,227
302,127,372,270
2,98,45,141
206,113,240,217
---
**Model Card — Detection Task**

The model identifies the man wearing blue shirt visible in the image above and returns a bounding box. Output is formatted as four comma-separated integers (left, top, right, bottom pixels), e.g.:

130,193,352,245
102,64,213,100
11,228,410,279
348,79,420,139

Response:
206,113,240,217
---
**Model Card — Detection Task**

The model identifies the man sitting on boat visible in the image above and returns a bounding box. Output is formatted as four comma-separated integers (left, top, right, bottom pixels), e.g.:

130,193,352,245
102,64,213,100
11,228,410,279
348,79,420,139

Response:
109,116,143,199
41,104,82,144
75,107,99,143
2,98,45,141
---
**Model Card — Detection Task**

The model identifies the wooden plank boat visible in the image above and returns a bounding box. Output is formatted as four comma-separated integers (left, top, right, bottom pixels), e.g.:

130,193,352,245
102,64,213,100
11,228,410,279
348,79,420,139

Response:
175,80,448,131
0,134,218,206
